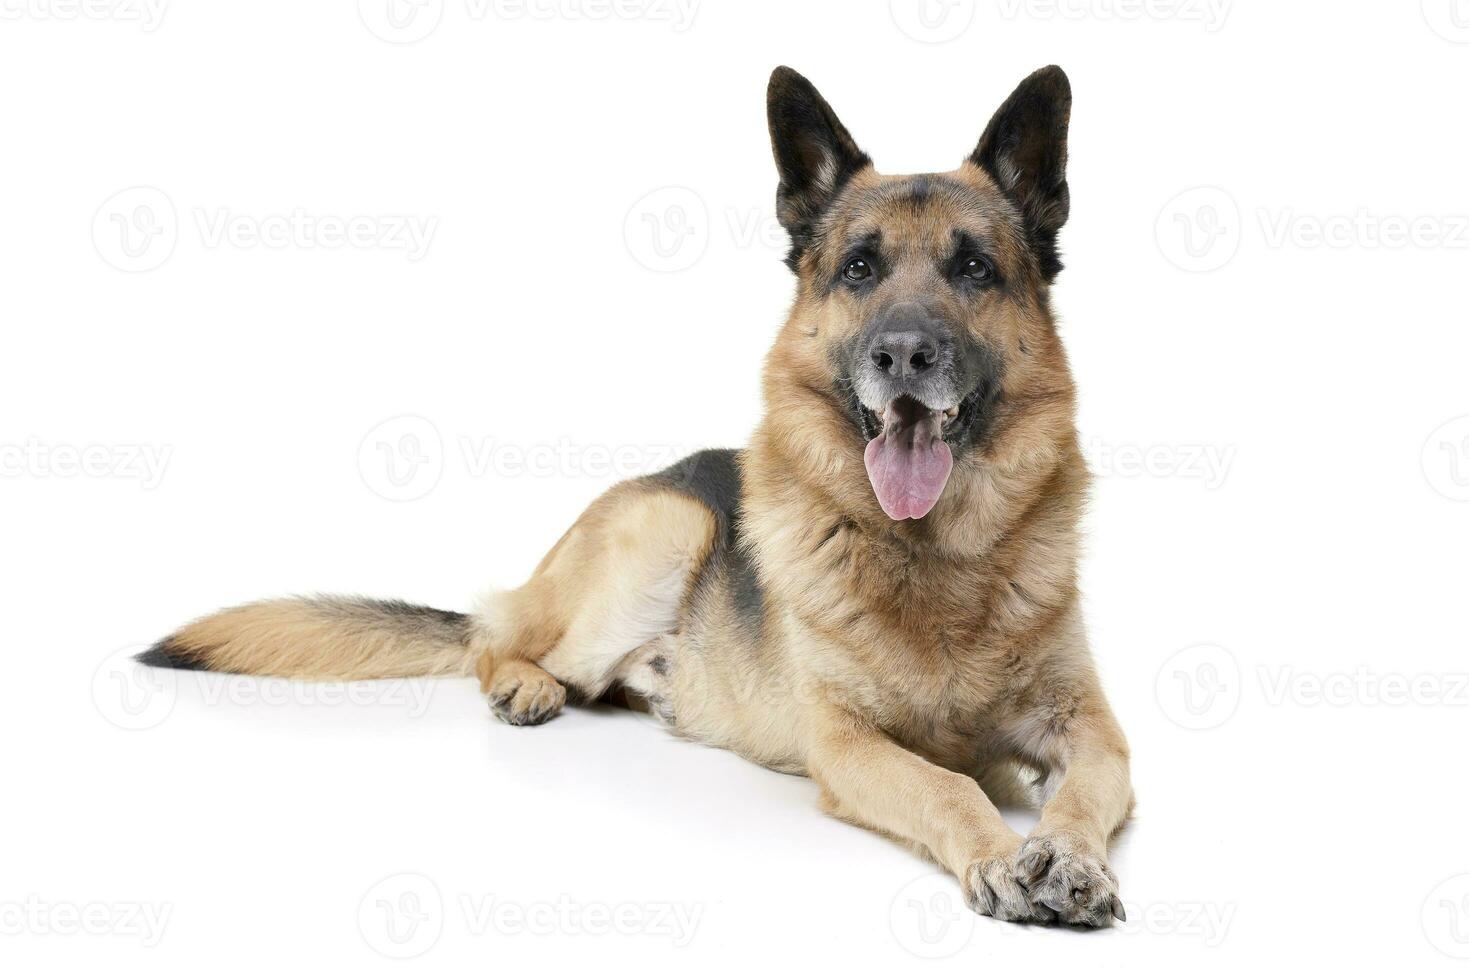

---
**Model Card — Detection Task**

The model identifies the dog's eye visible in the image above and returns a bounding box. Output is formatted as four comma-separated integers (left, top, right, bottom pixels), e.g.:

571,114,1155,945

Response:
842,258,872,282
960,256,995,282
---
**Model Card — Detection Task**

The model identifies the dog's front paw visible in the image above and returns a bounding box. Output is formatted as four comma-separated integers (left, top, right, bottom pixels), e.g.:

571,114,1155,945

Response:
1016,831,1123,927
965,853,1057,924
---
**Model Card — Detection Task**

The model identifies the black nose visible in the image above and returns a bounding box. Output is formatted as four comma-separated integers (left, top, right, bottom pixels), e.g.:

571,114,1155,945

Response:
870,330,939,379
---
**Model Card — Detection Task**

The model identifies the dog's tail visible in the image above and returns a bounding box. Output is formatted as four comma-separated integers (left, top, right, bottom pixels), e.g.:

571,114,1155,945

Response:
137,596,477,679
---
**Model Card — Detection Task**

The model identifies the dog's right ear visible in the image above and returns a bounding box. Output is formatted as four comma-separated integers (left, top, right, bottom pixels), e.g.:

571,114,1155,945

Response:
767,66,870,267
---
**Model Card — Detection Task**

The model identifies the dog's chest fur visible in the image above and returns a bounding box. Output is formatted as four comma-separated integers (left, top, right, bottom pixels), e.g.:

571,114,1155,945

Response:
751,485,1078,769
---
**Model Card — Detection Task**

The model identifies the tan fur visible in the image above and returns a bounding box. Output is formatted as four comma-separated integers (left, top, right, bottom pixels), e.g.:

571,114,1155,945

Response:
470,486,716,722
164,597,475,679
147,69,1132,927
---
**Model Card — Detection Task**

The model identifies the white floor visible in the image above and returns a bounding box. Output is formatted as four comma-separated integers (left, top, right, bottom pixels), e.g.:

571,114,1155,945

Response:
5,646,1462,976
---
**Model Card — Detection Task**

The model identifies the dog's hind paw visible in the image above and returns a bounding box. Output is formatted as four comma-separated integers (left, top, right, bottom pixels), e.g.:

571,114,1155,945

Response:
1016,831,1123,928
486,661,566,726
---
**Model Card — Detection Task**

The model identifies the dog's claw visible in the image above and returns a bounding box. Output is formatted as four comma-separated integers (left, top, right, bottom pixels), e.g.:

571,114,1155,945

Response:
1017,847,1049,883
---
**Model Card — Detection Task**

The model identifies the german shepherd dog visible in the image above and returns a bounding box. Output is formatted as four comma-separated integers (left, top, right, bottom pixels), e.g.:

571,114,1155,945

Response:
141,66,1133,927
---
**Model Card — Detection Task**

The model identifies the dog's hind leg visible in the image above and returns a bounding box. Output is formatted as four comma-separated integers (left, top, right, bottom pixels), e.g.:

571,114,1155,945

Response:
470,482,717,726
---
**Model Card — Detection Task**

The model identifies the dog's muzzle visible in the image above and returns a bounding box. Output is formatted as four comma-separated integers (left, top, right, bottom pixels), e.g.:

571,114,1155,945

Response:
849,303,972,521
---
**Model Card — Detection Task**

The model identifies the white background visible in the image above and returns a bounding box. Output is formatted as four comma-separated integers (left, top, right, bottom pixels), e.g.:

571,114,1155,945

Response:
3,0,1468,974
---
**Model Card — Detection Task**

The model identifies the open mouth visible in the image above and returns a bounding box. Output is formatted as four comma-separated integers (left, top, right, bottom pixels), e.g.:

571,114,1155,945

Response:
855,387,981,445
860,393,967,521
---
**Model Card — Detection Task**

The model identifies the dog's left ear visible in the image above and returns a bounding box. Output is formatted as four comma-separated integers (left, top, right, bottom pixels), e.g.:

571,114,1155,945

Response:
767,66,871,267
971,65,1072,280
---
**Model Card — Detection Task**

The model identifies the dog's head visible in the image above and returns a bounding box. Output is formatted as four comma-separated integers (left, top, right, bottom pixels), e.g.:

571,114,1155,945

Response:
765,66,1076,522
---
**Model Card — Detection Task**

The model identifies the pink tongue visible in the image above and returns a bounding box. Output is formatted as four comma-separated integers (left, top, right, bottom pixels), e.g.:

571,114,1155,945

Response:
863,414,953,520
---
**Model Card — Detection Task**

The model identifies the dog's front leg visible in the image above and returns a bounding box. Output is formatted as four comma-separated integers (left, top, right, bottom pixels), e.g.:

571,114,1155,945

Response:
804,702,1054,923
1013,697,1132,927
